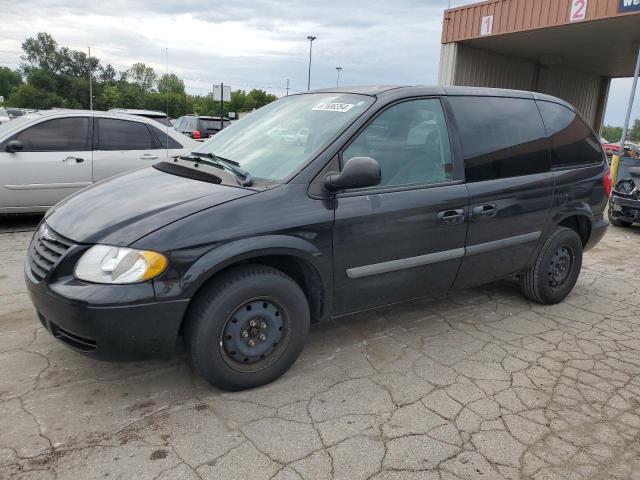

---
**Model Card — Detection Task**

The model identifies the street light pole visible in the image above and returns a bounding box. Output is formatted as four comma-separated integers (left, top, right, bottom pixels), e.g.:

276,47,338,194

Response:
336,66,342,88
306,35,316,91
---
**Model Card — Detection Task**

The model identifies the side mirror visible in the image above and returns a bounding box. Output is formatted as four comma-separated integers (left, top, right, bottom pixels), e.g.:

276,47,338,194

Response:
324,156,381,191
6,140,23,153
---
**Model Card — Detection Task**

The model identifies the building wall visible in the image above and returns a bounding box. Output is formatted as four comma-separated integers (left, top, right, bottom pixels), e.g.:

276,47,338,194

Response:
442,0,630,43
537,65,610,128
439,42,609,131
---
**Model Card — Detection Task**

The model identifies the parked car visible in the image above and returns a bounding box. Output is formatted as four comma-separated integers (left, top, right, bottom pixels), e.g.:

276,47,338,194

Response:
609,156,640,227
174,114,231,140
108,109,172,127
6,107,35,119
26,86,609,391
0,110,196,213
0,108,10,125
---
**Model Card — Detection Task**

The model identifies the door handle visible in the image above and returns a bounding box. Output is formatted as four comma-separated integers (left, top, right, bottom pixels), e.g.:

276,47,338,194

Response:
472,204,497,219
140,154,159,160
437,209,465,225
63,156,84,164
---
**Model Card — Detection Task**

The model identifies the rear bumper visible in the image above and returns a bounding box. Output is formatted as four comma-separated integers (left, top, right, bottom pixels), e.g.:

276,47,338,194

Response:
25,263,190,361
584,216,608,252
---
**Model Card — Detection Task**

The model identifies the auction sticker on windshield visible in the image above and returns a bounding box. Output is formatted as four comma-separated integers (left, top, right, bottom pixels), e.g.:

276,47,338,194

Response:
312,103,355,113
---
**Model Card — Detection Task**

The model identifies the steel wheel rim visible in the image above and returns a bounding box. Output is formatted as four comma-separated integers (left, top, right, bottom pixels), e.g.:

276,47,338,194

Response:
548,245,573,289
219,297,290,372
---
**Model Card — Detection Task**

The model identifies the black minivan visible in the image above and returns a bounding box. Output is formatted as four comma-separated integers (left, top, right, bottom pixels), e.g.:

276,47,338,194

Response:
25,86,609,390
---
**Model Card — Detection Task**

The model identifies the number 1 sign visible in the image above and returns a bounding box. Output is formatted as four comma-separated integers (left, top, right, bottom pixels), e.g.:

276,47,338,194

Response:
480,15,493,36
570,0,588,21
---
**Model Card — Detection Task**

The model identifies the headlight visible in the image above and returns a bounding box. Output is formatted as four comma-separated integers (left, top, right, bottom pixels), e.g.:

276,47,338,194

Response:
74,245,168,284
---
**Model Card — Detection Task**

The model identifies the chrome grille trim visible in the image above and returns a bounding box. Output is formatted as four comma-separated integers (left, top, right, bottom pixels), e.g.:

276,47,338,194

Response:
27,224,73,282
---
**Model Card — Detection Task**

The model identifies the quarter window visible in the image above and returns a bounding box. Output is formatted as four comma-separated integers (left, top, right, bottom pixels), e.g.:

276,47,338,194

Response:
97,118,154,150
15,117,90,151
342,99,453,188
537,101,603,168
448,97,549,182
148,124,183,149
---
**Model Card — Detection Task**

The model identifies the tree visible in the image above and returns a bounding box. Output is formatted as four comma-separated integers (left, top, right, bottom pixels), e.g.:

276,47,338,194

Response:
95,84,120,110
21,32,61,75
629,119,640,142
245,89,277,110
158,73,185,95
126,63,157,94
602,125,623,143
0,67,22,99
99,64,118,85
6,83,64,109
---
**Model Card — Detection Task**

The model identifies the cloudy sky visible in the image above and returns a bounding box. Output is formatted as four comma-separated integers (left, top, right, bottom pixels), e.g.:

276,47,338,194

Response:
0,0,637,128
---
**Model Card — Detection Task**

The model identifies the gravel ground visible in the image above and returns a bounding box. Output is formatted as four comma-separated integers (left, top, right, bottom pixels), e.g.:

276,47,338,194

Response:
1,218,640,480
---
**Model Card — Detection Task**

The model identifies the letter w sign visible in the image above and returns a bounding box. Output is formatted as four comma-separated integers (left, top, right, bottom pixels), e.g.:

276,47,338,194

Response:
619,0,640,12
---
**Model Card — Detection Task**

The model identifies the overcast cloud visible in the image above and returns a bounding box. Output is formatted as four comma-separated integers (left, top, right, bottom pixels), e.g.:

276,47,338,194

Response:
0,0,637,128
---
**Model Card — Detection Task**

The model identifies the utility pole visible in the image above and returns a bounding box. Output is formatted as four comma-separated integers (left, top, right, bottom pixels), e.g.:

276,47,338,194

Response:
611,45,640,184
220,82,224,131
88,47,93,110
307,35,316,91
165,48,169,151
286,79,290,96
336,66,342,88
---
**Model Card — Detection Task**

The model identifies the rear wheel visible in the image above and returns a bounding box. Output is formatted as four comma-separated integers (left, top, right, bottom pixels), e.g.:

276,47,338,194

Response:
185,265,310,391
520,227,583,305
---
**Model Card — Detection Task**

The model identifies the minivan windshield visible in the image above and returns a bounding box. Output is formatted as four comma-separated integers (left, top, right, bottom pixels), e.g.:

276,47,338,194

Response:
192,93,373,181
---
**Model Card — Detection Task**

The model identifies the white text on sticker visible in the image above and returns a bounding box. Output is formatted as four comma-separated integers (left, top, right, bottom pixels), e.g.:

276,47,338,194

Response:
312,103,355,113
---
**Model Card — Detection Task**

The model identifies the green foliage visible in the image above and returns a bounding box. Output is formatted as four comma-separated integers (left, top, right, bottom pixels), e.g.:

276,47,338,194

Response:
6,84,64,109
126,63,157,94
602,125,623,143
629,119,640,142
0,67,22,100
158,74,185,95
5,32,278,117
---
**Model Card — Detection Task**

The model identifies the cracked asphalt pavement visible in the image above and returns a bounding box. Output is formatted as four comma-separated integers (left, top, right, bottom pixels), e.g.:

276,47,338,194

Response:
2,217,640,480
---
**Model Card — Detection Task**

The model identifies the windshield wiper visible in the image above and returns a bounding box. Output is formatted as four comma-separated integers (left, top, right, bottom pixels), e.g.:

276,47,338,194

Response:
182,151,253,187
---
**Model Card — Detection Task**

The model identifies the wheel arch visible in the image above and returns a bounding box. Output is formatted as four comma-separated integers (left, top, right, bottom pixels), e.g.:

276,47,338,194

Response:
555,213,592,247
180,235,331,327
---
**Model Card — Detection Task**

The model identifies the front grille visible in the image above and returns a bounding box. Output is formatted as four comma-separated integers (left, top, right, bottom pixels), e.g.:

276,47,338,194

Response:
28,224,73,282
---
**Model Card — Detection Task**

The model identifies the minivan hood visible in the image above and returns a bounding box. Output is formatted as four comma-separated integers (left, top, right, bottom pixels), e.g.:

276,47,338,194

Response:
45,167,254,245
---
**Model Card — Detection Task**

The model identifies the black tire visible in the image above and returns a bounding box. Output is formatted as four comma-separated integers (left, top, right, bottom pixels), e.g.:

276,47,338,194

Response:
520,227,583,305
608,206,633,227
184,265,310,391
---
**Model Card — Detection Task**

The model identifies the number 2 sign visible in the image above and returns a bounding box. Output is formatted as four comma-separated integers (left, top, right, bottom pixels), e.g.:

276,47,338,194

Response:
480,15,493,36
570,0,588,21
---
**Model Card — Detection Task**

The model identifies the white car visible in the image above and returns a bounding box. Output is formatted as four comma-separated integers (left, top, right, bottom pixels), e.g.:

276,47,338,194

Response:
0,110,197,213
108,108,172,127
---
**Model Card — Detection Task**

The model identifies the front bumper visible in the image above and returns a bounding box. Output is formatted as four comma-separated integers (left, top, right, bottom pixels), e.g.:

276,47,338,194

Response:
610,193,640,223
25,262,190,361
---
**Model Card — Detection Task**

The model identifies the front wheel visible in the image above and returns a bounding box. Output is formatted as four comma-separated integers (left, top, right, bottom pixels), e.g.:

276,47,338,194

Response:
185,265,310,391
520,227,583,305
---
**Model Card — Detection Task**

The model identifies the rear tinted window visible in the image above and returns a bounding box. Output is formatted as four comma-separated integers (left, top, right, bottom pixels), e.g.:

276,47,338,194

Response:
15,117,91,151
448,96,549,182
97,118,154,150
150,116,172,127
537,101,603,168
199,119,230,131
